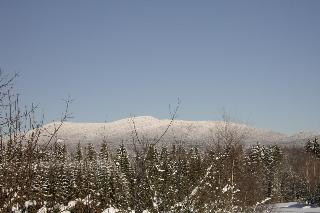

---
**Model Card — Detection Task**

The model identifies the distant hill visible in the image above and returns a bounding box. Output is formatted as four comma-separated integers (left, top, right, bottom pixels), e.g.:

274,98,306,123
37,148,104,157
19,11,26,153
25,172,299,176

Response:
37,116,319,150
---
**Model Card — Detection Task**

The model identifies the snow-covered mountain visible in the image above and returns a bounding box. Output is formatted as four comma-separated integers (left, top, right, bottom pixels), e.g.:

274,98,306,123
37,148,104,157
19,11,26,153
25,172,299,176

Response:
37,116,319,150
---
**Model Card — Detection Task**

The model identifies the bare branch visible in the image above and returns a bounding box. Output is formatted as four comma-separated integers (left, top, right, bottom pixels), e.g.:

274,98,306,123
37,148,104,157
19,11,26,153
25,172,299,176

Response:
152,98,180,147
41,97,73,151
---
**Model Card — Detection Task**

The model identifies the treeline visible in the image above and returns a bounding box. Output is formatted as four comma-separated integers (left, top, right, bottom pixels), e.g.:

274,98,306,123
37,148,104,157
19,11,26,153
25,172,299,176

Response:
1,135,320,212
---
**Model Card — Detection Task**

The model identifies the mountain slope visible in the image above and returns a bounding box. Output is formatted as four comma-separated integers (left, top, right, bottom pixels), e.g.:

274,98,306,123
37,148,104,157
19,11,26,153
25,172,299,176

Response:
37,116,318,149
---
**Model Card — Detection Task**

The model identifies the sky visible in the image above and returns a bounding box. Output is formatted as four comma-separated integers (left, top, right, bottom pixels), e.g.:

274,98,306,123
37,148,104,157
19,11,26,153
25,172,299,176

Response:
0,0,319,134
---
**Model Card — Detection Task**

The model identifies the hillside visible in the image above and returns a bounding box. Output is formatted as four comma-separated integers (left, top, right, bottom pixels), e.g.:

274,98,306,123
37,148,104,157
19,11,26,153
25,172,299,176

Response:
37,116,319,149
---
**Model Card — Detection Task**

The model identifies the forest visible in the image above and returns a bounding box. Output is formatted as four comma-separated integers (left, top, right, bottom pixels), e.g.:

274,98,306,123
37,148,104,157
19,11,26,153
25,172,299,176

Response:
1,72,320,213
1,132,320,212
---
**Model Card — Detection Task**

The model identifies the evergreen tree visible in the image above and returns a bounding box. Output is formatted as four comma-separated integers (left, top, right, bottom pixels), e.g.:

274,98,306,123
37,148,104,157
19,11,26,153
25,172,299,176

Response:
306,138,320,158
87,143,97,162
115,144,133,210
157,147,174,211
97,144,113,209
71,143,85,199
187,147,202,190
75,142,83,162
83,144,98,205
132,151,150,212
99,140,109,162
244,143,266,205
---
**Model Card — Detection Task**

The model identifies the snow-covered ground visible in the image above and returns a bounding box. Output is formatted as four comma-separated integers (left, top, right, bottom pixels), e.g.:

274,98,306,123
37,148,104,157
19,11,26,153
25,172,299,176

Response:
12,200,320,213
266,202,320,212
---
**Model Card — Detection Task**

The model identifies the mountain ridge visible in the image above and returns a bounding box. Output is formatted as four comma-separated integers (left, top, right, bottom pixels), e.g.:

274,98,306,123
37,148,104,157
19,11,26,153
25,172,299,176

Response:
38,116,318,149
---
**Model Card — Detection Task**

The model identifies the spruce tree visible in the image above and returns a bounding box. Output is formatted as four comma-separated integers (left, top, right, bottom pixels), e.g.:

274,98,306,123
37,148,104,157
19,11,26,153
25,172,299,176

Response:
97,142,112,209
115,144,133,210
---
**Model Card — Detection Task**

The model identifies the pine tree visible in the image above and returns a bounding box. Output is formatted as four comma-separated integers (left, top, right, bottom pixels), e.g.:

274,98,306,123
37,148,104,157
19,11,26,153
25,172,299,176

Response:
306,138,320,158
87,143,97,162
75,142,83,162
56,145,72,204
175,146,189,202
244,143,267,204
31,162,46,204
187,147,202,190
83,144,98,208
115,144,133,210
97,141,113,209
72,143,85,199
99,140,109,162
132,151,150,212
157,147,173,211
144,146,162,211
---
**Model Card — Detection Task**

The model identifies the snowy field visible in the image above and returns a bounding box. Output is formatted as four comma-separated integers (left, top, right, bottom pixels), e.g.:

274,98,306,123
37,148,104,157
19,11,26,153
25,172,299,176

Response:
266,202,320,212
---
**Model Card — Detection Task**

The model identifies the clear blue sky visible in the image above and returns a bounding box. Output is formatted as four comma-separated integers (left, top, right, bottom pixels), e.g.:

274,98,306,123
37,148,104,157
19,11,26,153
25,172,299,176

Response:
0,0,319,134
